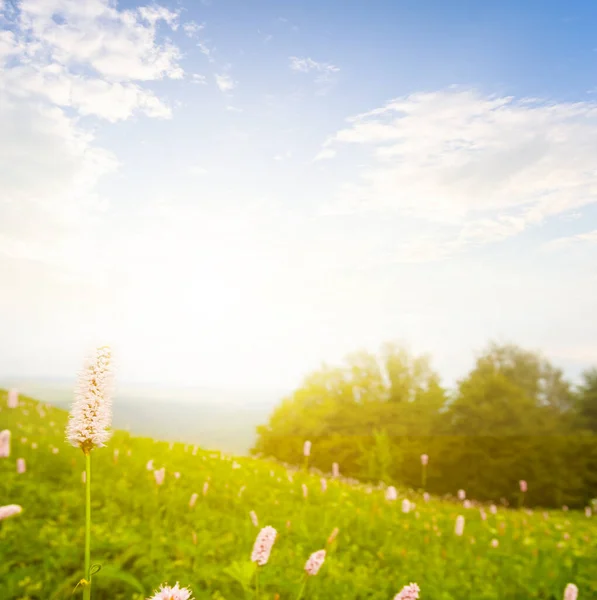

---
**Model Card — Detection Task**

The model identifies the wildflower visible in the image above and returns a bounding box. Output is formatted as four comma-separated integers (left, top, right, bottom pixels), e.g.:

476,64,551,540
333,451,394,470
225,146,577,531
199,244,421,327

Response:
304,549,326,576
463,499,471,509
321,478,327,492
174,472,181,479
31,442,37,450
189,493,198,508
16,458,26,474
421,454,428,466
66,346,113,453
455,515,465,536
251,526,277,566
0,430,11,457
480,509,487,521
147,582,194,600
457,489,466,501
520,480,528,493
146,459,154,471
423,492,430,503
490,504,497,515
154,468,165,486
327,527,340,545
386,486,398,501
564,583,579,600
52,447,59,454
7,388,18,408
302,483,308,498
303,440,311,457
402,499,411,514
249,510,259,527
203,481,209,496
0,504,23,521
585,507,592,518
239,485,246,497
332,462,340,477
393,583,420,599
491,538,499,548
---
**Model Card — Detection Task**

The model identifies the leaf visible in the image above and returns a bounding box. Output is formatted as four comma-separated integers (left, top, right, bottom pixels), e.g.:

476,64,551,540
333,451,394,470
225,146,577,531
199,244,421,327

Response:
222,560,256,592
94,565,146,594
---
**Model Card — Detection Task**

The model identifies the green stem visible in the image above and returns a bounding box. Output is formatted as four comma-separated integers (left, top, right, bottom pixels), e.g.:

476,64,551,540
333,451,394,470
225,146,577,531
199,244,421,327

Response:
84,451,91,600
422,465,427,489
255,567,260,599
295,576,307,600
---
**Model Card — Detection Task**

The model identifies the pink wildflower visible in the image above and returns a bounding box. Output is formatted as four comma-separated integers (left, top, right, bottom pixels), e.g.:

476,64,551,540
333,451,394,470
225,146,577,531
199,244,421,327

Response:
7,389,18,409
332,462,340,477
564,583,578,600
146,459,154,471
189,493,198,508
423,492,430,503
519,480,528,493
0,430,11,457
303,440,311,457
491,538,499,548
394,583,420,600
304,549,326,576
251,526,277,566
154,467,165,486
386,486,398,501
457,489,466,500
455,515,465,536
302,483,308,498
16,458,25,474
250,510,259,527
421,454,428,466
463,499,471,509
490,504,497,515
0,504,22,521
402,499,411,513
585,507,592,518
203,481,209,496
147,582,193,600
174,472,181,479
321,478,327,493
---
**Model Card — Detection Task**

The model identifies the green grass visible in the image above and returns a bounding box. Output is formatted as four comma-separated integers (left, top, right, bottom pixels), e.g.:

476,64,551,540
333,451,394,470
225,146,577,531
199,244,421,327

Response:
1,389,595,600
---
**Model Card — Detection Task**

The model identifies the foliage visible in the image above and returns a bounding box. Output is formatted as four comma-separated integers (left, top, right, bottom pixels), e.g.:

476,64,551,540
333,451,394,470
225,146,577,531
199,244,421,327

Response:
254,342,597,508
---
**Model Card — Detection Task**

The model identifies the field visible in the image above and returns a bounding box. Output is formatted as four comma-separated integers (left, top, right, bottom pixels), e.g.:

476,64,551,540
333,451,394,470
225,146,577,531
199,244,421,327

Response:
1,389,595,600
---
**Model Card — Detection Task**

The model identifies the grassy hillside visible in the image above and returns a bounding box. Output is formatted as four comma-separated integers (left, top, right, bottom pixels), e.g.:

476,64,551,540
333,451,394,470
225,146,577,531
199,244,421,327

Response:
1,389,595,600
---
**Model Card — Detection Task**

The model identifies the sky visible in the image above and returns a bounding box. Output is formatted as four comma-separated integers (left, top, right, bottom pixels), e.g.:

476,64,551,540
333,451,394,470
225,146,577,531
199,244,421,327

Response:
1,0,597,394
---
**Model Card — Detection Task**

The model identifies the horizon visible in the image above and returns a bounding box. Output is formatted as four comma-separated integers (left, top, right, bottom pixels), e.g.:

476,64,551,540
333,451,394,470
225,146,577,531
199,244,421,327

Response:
2,0,597,393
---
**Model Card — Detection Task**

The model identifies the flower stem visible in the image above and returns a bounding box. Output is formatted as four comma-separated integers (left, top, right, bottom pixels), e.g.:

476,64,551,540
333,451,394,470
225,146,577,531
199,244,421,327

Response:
84,451,91,600
295,575,307,600
254,567,260,599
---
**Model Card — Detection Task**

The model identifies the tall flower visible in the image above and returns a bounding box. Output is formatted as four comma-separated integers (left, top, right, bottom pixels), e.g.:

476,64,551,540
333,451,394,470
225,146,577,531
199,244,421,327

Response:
585,506,592,518
519,480,528,493
320,478,327,493
147,583,194,600
457,489,466,501
0,504,22,521
421,454,428,466
16,458,26,474
423,492,430,503
0,430,11,457
202,481,209,496
302,483,308,498
251,526,277,566
66,346,113,453
304,549,326,576
250,510,259,527
154,468,165,486
402,499,411,514
394,583,420,600
7,388,19,408
564,583,579,600
455,515,465,536
303,440,311,457
189,493,198,508
146,459,154,471
386,486,398,501
332,462,340,477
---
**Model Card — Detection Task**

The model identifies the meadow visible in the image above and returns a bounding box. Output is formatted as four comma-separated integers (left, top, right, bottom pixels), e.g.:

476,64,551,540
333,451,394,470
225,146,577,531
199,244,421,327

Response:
0,388,595,600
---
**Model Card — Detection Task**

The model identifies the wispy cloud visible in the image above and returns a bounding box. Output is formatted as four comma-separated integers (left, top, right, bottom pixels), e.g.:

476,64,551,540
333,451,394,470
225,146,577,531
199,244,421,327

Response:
183,20,204,38
318,88,597,256
543,229,597,251
191,73,207,84
289,56,339,75
215,73,236,93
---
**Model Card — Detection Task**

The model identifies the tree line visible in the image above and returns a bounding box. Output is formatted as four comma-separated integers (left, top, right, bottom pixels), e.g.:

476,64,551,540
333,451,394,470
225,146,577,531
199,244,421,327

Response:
252,342,597,508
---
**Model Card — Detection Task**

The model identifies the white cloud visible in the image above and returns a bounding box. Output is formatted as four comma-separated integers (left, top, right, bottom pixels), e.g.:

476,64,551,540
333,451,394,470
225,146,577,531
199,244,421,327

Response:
183,20,204,38
192,73,207,84
544,229,597,250
289,56,339,75
215,73,236,93
314,148,336,161
320,89,597,253
0,0,183,265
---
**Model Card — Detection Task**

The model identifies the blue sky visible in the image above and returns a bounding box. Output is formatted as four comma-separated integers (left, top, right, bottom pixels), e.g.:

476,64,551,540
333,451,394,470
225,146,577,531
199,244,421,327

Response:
1,0,597,394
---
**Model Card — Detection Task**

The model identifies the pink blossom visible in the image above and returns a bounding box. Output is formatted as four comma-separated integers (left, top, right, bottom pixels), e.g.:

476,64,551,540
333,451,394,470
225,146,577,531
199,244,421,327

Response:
490,504,497,515
421,454,428,466
147,582,193,600
386,486,398,501
423,492,430,503
463,499,471,509
302,483,308,498
457,489,466,501
332,462,340,477
146,459,154,471
189,493,198,508
7,389,18,409
455,515,465,536
16,458,25,474
320,478,327,493
480,509,487,520
585,507,592,518
154,467,165,486
519,480,528,493
202,481,209,496
393,583,420,600
250,510,259,527
174,472,181,479
402,499,411,513
564,583,578,600
251,526,277,566
491,538,499,548
303,440,311,457
304,549,326,576
0,504,22,521
0,430,11,458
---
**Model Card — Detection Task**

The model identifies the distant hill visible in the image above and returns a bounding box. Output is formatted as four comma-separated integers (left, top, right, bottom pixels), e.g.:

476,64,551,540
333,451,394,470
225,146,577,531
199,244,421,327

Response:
0,379,282,454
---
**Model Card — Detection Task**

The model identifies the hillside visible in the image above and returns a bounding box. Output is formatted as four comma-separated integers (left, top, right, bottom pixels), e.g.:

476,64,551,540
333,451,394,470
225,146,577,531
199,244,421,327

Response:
1,389,596,600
